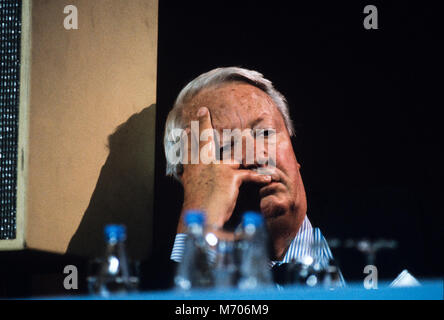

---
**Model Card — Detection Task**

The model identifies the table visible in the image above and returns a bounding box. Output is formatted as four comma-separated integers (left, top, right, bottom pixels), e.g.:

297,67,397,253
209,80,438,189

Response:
49,279,443,300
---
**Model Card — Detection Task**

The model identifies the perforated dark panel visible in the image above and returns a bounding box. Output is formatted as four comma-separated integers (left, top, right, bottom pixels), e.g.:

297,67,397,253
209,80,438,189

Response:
0,0,21,240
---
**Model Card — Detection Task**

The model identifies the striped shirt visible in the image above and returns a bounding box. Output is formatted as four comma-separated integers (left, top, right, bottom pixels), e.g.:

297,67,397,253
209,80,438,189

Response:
271,215,314,266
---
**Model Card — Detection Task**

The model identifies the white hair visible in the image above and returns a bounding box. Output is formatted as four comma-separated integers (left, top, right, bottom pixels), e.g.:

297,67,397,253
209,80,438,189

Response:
164,66,295,181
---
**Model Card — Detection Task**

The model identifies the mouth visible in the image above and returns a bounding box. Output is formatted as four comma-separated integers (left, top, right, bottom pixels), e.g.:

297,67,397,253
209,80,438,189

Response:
259,181,282,198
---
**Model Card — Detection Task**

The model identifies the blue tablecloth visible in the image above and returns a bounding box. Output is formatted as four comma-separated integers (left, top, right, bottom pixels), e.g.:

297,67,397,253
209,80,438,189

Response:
51,279,443,300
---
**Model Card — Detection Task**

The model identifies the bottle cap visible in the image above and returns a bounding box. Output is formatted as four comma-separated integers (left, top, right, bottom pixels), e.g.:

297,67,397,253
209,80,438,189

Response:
184,210,205,226
242,211,264,227
104,224,126,241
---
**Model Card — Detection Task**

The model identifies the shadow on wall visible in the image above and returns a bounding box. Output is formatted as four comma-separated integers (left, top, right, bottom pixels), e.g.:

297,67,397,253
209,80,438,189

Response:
66,104,156,261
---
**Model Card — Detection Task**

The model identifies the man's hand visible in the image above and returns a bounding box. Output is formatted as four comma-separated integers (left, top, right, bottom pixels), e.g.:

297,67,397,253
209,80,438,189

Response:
177,107,271,233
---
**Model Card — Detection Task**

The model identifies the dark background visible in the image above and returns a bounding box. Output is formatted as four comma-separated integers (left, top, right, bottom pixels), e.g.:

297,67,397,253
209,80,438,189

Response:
152,0,441,286
1,1,441,297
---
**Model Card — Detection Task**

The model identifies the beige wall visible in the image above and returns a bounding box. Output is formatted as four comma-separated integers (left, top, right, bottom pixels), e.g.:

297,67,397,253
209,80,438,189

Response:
24,0,158,256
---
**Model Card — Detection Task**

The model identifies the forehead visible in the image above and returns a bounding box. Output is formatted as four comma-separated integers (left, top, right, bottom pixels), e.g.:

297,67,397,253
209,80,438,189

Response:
182,81,282,130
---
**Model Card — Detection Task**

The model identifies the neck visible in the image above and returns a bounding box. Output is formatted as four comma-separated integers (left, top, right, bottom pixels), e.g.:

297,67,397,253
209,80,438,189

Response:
267,213,306,260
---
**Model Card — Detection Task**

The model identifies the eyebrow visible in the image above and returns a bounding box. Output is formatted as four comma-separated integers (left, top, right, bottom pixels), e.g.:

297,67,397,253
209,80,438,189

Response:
250,114,274,129
248,115,264,128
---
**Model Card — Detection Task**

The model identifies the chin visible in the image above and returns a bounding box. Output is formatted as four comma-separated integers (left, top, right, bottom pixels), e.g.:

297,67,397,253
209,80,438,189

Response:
260,195,289,219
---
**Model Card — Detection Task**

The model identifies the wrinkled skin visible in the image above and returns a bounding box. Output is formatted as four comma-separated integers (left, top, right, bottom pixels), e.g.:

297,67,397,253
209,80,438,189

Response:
176,81,307,259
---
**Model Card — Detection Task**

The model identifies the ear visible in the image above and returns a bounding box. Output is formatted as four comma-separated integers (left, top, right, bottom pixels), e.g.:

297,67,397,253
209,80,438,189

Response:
176,164,185,185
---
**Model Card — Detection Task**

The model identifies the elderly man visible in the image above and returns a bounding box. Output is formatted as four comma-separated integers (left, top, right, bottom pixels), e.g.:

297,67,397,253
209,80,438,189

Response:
164,67,337,272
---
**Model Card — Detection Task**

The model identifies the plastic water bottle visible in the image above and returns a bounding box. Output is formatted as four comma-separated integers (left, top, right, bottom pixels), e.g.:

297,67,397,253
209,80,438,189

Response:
174,211,214,290
91,224,138,296
214,239,238,288
237,211,273,290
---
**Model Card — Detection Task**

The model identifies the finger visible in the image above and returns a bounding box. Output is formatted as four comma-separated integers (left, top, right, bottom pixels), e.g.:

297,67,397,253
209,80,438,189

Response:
197,107,213,132
236,170,272,185
253,166,281,182
196,107,217,163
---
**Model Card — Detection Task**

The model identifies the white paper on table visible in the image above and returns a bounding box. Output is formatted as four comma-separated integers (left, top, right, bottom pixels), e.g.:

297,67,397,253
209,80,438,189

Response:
390,269,421,287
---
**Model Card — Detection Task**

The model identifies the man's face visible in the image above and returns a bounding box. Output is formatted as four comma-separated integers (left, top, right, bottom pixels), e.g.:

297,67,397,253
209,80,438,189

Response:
182,81,307,234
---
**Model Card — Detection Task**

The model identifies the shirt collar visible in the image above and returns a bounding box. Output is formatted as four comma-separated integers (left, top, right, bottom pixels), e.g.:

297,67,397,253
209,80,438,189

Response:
271,215,313,266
